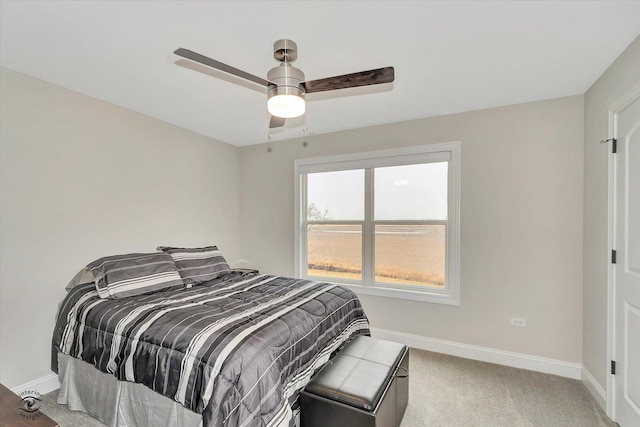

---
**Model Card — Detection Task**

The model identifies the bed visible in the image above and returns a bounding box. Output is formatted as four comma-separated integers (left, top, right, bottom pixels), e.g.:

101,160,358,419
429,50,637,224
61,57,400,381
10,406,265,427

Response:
51,269,370,427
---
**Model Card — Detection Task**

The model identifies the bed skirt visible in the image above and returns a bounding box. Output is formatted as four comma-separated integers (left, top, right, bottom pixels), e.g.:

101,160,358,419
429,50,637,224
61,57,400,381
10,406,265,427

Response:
56,353,302,427
57,352,204,427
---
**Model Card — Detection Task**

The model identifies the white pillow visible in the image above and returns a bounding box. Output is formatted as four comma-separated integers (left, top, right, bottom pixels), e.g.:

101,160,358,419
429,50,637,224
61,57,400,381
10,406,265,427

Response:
65,267,96,291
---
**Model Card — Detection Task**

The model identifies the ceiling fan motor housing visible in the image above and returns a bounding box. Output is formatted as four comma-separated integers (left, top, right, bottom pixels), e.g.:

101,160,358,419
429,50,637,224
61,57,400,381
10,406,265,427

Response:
267,63,306,98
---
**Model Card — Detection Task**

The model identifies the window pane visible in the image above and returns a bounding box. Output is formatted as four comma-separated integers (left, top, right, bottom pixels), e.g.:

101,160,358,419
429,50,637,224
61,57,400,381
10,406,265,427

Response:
374,162,448,220
307,170,364,221
375,224,445,287
307,224,362,280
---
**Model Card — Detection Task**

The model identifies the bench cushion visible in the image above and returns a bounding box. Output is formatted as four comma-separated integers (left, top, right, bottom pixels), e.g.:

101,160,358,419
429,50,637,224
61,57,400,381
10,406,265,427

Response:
303,337,406,411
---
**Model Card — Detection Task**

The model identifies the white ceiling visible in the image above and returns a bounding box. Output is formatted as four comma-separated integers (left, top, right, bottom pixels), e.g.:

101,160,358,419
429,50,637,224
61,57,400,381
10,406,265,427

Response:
1,1,639,147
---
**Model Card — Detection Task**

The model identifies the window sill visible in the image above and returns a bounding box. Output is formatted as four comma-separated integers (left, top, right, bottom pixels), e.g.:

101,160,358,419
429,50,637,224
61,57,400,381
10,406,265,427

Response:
320,281,460,306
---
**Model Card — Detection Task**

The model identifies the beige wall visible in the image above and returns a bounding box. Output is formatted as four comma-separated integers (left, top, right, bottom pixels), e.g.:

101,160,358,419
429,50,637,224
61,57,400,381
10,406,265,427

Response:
240,95,585,363
583,36,640,389
0,68,242,388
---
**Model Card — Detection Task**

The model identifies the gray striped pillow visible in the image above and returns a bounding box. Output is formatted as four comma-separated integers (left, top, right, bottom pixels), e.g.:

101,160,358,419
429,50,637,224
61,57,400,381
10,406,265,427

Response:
157,246,231,287
87,252,184,299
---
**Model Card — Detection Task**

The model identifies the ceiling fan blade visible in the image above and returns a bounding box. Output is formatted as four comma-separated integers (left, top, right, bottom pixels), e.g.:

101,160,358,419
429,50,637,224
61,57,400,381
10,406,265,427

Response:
174,48,270,87
269,115,286,129
301,66,394,94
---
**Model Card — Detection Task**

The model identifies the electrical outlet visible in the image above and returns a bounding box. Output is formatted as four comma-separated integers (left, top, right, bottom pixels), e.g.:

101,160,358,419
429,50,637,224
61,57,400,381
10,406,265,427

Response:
511,317,526,327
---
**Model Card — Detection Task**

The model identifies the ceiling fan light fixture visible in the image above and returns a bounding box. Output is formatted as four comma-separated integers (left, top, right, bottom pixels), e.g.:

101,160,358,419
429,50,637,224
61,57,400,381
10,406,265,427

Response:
267,60,306,119
268,93,305,118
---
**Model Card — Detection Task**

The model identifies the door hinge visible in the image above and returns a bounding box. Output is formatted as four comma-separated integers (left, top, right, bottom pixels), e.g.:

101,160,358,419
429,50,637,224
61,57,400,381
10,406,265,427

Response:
600,138,617,153
611,360,616,375
612,249,617,264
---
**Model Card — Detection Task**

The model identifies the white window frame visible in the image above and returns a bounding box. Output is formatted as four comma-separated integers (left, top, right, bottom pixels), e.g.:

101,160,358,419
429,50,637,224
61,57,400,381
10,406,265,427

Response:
294,142,461,305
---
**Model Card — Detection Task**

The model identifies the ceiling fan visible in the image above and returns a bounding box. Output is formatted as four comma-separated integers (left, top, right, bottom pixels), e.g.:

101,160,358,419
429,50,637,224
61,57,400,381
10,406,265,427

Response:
174,39,394,129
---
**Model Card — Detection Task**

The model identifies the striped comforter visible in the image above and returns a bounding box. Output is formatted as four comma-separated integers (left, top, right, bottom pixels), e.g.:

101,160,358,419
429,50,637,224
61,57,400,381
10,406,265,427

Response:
51,272,370,427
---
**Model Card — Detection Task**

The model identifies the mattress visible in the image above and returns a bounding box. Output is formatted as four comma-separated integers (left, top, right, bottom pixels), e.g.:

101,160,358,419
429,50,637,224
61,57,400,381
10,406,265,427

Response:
52,271,370,427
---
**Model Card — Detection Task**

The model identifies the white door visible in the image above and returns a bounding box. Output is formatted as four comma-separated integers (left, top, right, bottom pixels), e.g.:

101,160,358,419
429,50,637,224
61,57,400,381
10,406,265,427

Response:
613,94,640,426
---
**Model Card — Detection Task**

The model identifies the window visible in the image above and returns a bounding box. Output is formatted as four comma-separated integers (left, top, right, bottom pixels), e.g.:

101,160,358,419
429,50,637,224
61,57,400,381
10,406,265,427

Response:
294,143,460,305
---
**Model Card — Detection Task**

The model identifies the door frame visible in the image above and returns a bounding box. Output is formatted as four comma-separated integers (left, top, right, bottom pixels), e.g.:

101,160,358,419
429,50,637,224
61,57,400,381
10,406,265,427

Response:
606,85,640,420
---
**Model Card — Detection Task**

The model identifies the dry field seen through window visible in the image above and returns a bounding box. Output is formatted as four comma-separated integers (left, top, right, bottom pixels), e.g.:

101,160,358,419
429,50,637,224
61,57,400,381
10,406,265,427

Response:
307,224,445,287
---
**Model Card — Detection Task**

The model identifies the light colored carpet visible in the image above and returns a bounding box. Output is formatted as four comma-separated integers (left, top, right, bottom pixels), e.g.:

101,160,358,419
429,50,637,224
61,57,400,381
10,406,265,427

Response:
398,349,616,427
40,348,616,427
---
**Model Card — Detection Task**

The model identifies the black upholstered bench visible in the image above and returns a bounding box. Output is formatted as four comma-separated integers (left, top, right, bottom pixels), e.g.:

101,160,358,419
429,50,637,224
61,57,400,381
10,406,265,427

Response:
300,336,409,427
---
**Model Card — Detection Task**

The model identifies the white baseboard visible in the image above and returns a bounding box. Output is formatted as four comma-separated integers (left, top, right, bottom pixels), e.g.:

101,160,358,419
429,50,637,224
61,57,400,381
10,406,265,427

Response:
370,328,582,380
581,366,607,411
10,373,60,396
